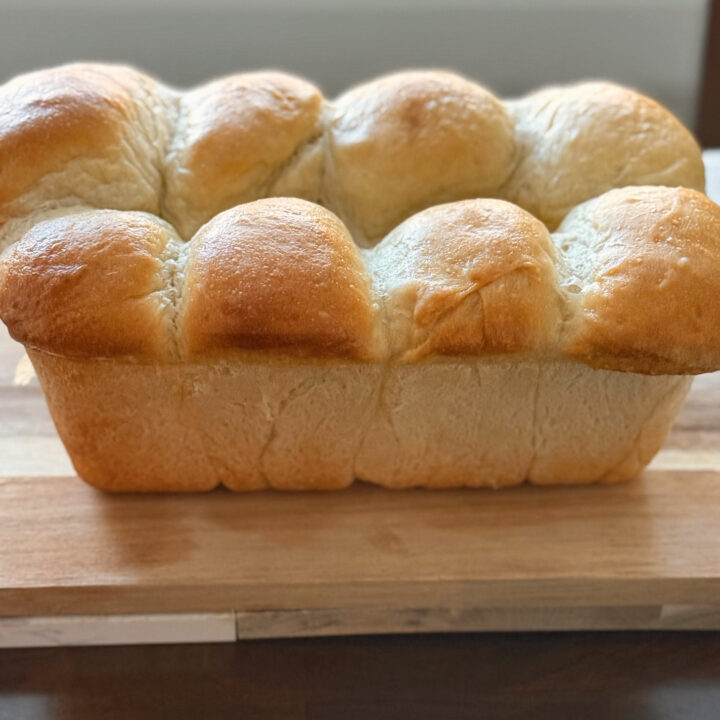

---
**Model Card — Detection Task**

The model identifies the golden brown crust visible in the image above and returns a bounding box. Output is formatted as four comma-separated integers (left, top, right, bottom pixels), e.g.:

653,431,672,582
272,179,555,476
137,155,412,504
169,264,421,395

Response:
503,82,705,229
0,209,178,359
164,72,324,238
0,63,171,225
0,66,117,208
0,64,716,376
370,199,560,360
180,198,377,360
560,186,720,374
325,71,515,243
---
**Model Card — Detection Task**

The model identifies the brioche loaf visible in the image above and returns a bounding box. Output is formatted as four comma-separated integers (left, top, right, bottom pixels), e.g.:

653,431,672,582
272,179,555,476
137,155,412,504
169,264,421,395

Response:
0,63,716,491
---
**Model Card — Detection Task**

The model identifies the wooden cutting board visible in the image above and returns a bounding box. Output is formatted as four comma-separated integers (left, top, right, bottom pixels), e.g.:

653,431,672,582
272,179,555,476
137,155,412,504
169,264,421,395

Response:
2,155,720,646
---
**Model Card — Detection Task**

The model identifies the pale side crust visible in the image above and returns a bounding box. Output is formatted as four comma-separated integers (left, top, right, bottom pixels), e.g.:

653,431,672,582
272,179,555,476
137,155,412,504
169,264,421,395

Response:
29,350,691,492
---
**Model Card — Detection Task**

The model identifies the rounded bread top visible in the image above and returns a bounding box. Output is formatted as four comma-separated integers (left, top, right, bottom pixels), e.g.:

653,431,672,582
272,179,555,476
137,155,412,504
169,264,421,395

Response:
559,185,720,374
370,198,559,360
0,209,178,358
325,70,516,243
181,198,377,360
164,71,325,239
502,82,705,229
0,63,172,224
0,63,717,375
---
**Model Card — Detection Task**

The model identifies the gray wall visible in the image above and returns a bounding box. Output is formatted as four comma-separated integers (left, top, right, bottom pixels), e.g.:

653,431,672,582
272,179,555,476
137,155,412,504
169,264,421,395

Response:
0,0,708,127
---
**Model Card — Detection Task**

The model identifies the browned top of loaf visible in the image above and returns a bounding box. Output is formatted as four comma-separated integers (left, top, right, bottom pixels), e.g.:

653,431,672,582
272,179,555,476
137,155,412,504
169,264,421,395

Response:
164,72,324,239
181,198,376,360
0,62,716,374
503,82,705,229
0,64,166,223
371,199,559,360
561,186,720,375
0,210,176,358
0,63,703,245
0,65,123,207
325,71,516,242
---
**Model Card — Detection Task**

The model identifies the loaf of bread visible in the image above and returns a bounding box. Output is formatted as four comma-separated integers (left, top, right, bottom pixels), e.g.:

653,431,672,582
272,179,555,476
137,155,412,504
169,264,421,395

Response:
0,63,717,491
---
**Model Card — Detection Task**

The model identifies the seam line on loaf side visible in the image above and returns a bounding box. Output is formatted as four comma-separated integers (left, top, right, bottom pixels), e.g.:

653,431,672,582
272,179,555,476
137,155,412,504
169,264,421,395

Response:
496,100,546,208
178,410,227,491
548,213,602,351
0,204,87,253
1,166,102,235
318,115,342,235
351,359,392,484
319,109,379,248
476,285,489,353
256,374,324,488
627,157,686,188
113,120,160,206
374,363,402,485
317,106,332,211
526,362,544,482
469,361,492,484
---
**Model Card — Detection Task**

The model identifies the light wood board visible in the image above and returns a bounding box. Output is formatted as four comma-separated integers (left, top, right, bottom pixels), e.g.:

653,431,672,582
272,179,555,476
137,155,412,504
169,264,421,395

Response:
1,156,720,644
2,466,720,620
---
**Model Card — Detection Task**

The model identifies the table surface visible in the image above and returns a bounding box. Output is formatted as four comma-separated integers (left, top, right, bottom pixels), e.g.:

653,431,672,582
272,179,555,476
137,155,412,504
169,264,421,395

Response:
1,632,720,719
3,156,720,719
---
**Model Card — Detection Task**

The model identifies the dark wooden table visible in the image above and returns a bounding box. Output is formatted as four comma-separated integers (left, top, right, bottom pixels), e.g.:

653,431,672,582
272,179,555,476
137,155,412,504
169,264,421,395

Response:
2,633,720,719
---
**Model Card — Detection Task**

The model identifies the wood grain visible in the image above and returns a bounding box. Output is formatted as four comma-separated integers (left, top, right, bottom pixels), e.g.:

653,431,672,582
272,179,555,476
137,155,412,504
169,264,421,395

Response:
0,613,235,648
233,604,720,636
1,469,720,620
